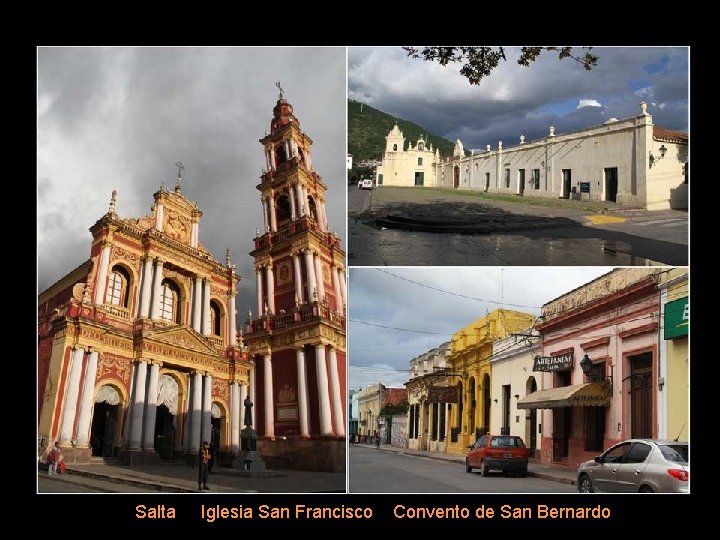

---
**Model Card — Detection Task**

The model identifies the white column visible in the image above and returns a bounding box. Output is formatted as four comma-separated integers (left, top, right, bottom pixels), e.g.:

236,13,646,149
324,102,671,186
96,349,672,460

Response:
93,242,112,305
240,383,249,428
155,202,164,231
228,292,237,346
266,265,275,314
189,371,202,451
263,354,274,438
202,374,212,444
202,279,211,335
262,197,269,231
250,364,256,428
304,250,317,302
319,200,328,231
142,362,161,451
289,185,297,220
269,146,276,170
59,347,85,445
332,266,342,312
302,186,310,218
230,382,240,453
296,348,310,437
315,345,333,436
191,276,201,331
74,350,99,447
139,257,154,318
314,254,325,303
191,222,199,248
295,184,305,216
306,149,312,171
128,360,148,449
435,403,441,441
148,259,164,320
338,269,347,310
293,253,303,304
256,268,263,316
328,347,345,436
269,198,277,232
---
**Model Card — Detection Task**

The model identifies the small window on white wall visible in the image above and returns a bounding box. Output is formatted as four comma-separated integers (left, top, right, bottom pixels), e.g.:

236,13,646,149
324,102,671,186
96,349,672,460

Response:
418,157,423,166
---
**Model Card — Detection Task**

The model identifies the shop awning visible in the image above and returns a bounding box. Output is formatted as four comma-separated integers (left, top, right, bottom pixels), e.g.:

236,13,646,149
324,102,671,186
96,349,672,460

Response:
517,382,610,410
427,385,458,403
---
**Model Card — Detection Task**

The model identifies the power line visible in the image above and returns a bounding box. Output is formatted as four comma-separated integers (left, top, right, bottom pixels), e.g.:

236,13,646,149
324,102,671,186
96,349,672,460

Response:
374,268,542,309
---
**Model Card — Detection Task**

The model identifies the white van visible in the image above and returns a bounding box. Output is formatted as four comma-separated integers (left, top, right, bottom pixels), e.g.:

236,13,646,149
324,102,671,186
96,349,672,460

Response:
360,179,374,190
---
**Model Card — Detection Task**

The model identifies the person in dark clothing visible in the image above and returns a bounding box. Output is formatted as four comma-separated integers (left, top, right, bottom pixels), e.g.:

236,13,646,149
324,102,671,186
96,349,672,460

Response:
198,441,211,491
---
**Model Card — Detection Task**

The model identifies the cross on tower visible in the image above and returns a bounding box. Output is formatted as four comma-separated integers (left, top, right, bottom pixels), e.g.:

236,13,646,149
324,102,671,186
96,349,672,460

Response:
174,161,184,193
276,81,284,100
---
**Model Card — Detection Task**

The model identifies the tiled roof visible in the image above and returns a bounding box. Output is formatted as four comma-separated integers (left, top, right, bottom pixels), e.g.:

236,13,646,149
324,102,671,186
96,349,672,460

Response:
654,126,688,143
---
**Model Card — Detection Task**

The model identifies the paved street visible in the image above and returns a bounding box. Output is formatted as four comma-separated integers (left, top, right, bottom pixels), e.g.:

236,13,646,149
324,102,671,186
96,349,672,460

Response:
39,474,160,493
349,446,574,493
348,187,688,266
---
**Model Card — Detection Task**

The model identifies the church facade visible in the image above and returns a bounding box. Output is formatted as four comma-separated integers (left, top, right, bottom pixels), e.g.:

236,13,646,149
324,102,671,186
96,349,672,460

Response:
38,179,250,467
244,93,347,472
38,93,346,473
377,102,688,210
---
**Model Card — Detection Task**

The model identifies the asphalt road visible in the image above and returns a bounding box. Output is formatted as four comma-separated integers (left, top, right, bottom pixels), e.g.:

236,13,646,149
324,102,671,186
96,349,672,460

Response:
349,446,574,493
348,188,688,266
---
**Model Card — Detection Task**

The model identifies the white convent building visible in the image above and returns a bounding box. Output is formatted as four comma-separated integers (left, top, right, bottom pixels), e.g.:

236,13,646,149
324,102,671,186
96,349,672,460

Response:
375,102,688,210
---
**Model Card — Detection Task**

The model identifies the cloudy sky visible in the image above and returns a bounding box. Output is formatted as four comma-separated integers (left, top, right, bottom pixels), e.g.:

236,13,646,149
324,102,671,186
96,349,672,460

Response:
348,47,688,151
38,47,346,317
349,267,613,390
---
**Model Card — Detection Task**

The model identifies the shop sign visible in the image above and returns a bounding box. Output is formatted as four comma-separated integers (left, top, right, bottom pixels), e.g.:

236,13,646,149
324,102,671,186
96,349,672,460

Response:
533,353,573,372
665,296,688,339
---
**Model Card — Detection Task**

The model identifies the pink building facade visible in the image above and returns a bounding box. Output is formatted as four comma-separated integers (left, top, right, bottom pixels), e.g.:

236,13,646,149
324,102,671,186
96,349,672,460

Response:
523,269,662,468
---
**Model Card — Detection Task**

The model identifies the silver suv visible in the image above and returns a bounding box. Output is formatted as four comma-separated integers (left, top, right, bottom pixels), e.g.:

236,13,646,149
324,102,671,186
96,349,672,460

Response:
577,439,689,493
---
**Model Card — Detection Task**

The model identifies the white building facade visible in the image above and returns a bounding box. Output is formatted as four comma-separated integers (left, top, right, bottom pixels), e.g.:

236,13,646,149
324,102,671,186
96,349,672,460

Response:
378,103,688,210
376,124,439,187
406,342,453,453
489,330,542,459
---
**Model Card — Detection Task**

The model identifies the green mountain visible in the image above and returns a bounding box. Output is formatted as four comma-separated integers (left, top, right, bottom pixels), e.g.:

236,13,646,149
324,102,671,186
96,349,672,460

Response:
348,99,459,163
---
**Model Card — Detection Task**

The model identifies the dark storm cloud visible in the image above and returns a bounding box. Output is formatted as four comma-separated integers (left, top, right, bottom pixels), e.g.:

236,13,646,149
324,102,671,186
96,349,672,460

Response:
38,47,346,321
348,46,688,152
348,267,612,390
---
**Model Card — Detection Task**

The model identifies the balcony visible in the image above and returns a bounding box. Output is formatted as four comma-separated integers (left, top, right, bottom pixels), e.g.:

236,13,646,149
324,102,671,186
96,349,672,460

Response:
100,304,130,320
207,335,224,349
253,216,342,251
245,303,346,335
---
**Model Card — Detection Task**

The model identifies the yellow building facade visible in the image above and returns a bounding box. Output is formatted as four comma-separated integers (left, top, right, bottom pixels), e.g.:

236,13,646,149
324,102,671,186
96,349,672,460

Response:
375,124,438,187
445,309,535,455
658,269,689,441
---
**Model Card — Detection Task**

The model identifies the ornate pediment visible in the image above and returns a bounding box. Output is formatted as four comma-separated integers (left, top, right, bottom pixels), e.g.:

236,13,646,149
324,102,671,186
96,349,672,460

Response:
142,325,217,356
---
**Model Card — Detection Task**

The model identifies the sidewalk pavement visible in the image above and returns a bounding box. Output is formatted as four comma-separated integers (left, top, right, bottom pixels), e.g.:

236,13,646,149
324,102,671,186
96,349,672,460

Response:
351,443,576,486
39,459,345,494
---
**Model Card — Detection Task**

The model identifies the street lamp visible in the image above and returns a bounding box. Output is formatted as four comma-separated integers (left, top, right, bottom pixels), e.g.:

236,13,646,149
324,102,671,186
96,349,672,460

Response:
580,354,613,396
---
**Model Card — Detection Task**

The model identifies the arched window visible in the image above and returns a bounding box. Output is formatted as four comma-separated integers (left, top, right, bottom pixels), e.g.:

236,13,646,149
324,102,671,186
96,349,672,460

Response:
105,266,130,307
159,280,180,323
393,144,397,151
210,301,221,336
276,195,291,222
298,148,306,166
275,144,287,165
307,196,318,222
418,142,424,151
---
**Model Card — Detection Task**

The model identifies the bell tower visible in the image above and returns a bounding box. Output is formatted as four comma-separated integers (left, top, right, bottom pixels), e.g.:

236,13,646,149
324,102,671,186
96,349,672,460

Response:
244,85,346,472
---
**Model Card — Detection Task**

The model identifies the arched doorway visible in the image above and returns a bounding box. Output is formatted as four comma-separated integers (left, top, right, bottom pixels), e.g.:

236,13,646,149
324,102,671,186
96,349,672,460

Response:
454,166,460,188
467,377,476,437
525,377,538,455
91,385,121,457
155,374,180,460
482,374,491,436
211,403,223,468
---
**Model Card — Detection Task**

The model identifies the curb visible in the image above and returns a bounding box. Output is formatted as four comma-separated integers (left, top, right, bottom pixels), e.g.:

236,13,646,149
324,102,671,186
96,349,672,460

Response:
64,468,197,493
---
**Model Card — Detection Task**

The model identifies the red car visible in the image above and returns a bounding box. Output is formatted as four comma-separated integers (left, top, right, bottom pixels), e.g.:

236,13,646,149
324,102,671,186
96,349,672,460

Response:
465,435,529,477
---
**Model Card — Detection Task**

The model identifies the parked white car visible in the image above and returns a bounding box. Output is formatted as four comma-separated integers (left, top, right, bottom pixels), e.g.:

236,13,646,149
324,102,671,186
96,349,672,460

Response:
360,179,374,190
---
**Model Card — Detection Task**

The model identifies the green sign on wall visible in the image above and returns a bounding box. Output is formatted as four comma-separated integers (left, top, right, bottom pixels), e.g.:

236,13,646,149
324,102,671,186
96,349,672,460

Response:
665,296,689,340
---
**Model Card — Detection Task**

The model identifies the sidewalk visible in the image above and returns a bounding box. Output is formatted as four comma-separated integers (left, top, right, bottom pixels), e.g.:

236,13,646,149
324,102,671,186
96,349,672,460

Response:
351,443,576,486
38,459,345,493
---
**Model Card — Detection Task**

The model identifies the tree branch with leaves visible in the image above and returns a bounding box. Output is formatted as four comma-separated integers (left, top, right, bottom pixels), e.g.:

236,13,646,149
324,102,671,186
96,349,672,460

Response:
403,46,599,85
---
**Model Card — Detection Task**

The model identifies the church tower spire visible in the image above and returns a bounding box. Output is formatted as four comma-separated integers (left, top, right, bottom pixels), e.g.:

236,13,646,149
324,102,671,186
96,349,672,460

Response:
244,89,346,466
